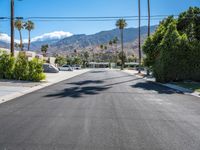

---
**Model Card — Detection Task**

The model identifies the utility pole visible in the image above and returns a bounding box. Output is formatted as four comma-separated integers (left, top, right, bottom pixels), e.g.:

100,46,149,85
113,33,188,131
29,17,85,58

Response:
11,0,15,56
147,0,151,76
138,0,142,73
147,0,151,37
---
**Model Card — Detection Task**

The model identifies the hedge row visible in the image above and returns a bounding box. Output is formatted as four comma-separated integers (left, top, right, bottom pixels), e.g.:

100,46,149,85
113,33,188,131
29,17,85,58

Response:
0,51,46,82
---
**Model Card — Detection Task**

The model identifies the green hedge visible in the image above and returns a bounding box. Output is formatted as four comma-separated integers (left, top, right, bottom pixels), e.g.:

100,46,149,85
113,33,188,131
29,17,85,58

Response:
143,7,200,83
0,51,46,82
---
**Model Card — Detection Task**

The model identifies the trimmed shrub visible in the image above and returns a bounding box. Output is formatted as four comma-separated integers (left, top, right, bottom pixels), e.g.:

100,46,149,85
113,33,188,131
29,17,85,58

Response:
0,52,15,79
29,58,46,81
14,52,29,80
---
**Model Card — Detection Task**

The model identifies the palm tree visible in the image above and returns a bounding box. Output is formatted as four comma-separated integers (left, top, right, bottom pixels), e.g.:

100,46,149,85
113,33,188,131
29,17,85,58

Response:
15,19,24,51
147,0,151,37
41,44,49,57
109,40,113,47
116,19,127,70
24,20,35,51
100,44,104,50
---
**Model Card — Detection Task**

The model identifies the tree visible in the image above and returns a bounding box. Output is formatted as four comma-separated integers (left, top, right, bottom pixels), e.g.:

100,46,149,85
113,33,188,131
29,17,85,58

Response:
24,20,35,51
100,44,104,50
83,51,89,62
154,22,190,82
116,19,127,70
118,51,126,66
83,51,90,67
143,16,176,68
109,40,113,46
177,7,200,41
73,56,82,65
41,44,49,57
55,55,66,66
15,19,24,51
112,37,119,49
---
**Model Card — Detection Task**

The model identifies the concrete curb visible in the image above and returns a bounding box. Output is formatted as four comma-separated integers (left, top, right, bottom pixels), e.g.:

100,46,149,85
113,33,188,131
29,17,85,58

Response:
122,70,200,98
0,69,90,105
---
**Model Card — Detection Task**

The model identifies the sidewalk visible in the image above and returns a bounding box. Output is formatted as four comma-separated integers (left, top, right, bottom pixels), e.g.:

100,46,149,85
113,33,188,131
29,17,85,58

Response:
0,69,90,104
123,69,200,98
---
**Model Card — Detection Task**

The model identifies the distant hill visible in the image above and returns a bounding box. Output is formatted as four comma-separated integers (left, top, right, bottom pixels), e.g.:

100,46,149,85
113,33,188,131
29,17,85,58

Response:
50,26,157,52
0,25,157,56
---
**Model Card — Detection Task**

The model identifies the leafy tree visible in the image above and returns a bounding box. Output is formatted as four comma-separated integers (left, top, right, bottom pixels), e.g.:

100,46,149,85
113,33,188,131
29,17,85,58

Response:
116,19,127,70
177,7,200,41
55,55,66,66
15,19,24,51
143,16,176,68
73,56,82,65
24,20,35,51
41,44,49,57
143,7,200,82
154,22,190,82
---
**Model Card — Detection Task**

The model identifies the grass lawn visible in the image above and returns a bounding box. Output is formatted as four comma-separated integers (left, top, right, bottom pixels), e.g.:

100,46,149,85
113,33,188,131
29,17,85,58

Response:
174,82,200,93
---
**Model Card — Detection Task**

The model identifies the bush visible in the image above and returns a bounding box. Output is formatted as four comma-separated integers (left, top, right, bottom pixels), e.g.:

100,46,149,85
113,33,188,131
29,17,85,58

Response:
0,52,15,79
14,52,29,80
29,58,46,81
0,51,46,82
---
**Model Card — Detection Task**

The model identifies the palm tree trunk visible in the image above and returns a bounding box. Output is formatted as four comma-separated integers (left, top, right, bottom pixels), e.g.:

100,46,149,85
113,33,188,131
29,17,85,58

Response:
10,0,15,56
147,0,151,76
138,0,142,73
28,30,31,51
19,30,23,51
121,29,124,70
148,0,151,37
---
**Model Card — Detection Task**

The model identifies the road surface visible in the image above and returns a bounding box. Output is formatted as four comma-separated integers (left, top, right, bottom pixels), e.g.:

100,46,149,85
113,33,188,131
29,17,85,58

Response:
0,69,200,150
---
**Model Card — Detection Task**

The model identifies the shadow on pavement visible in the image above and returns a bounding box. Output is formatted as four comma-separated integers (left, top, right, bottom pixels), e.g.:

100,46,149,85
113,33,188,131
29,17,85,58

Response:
68,80,104,86
90,70,106,73
132,81,183,94
101,75,132,81
106,78,143,86
44,86,110,98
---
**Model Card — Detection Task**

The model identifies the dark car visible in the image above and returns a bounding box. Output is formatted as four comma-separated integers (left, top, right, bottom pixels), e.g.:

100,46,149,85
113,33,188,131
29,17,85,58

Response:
43,64,59,73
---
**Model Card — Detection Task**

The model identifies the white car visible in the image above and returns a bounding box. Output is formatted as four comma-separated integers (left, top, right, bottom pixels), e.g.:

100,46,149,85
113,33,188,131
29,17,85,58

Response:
72,65,81,70
58,65,73,71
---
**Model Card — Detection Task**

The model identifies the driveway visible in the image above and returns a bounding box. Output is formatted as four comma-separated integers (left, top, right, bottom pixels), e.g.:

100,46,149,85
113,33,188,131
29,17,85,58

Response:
0,69,200,150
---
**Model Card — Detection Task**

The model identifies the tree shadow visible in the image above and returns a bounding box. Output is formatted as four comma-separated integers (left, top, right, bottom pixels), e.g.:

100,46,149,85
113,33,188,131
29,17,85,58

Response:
68,80,104,86
101,75,133,81
44,86,110,98
132,81,183,94
106,78,143,86
90,70,106,73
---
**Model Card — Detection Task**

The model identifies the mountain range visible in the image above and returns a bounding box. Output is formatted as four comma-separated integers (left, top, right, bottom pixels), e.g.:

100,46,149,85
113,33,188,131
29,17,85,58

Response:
0,25,157,56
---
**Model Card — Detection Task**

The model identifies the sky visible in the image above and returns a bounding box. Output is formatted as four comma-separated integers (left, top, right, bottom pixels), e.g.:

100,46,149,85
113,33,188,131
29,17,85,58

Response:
0,0,199,42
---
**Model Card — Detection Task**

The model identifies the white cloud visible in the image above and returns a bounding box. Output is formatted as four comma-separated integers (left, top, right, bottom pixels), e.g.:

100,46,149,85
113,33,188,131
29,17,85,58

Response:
31,31,73,42
0,33,20,43
0,31,73,44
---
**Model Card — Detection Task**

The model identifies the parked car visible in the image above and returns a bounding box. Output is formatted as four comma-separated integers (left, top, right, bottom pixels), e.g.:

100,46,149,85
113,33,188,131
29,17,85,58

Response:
59,65,73,71
43,64,59,73
72,65,81,70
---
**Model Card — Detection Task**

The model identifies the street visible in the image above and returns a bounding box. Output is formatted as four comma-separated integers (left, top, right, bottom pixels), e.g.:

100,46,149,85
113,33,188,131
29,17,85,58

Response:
0,69,200,150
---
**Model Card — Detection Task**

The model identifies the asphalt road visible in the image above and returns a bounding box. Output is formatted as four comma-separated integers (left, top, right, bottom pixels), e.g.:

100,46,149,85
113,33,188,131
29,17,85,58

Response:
0,69,200,150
